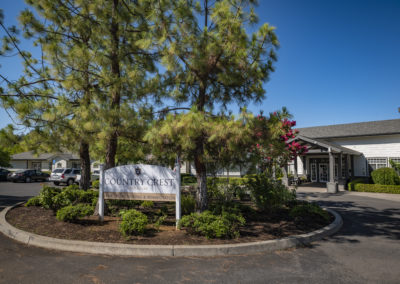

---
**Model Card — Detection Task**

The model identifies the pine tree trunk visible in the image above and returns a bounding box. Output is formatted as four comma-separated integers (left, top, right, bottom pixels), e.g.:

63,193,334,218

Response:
105,132,118,170
194,157,208,212
194,138,208,212
79,140,91,190
194,81,208,212
105,0,120,170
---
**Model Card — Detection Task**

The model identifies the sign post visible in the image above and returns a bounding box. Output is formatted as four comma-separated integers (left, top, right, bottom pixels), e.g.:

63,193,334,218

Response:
99,164,105,222
175,156,181,228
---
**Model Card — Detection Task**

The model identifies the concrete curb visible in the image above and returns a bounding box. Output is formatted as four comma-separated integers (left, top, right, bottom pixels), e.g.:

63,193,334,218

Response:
0,203,342,257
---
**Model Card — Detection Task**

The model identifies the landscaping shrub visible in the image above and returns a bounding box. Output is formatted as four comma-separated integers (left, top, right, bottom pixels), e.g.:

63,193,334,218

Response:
371,167,400,185
178,211,245,239
245,174,296,212
207,182,235,202
119,209,148,236
141,200,154,208
289,202,330,222
153,214,167,231
156,205,169,216
207,176,249,186
51,188,99,211
38,186,62,210
231,184,248,200
91,180,100,189
348,178,369,191
25,196,41,207
353,183,400,194
52,188,82,210
56,204,94,222
80,190,99,205
106,199,140,207
390,159,400,174
64,184,80,190
181,174,197,185
181,194,196,215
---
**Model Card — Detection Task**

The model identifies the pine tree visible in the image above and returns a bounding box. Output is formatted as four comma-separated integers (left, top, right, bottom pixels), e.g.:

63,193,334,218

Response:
0,1,161,187
153,0,279,211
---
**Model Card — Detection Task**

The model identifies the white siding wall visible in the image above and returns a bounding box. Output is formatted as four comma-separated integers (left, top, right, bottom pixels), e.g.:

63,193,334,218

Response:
353,155,367,176
52,157,68,170
41,161,51,171
330,134,400,158
329,134,400,176
288,157,305,175
9,160,27,171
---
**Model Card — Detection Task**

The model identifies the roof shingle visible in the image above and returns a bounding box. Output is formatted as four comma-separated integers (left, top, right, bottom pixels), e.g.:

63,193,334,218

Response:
298,119,400,139
11,151,79,160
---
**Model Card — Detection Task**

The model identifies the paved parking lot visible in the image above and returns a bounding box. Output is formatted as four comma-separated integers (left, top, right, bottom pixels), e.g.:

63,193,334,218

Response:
0,182,399,283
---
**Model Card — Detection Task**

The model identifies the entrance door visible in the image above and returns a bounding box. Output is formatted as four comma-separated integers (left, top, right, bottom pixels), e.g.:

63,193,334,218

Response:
310,163,317,182
319,163,328,182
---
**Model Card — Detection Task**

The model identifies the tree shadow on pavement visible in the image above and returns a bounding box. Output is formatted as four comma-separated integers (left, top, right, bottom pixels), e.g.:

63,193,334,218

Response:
314,198,400,243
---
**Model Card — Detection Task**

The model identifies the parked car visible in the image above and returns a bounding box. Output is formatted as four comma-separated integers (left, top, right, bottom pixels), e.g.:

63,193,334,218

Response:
8,170,50,183
0,168,11,181
92,170,100,181
75,170,100,185
49,168,81,186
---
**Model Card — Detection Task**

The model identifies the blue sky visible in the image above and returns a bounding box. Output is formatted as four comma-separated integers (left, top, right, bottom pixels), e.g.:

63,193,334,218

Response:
0,0,399,130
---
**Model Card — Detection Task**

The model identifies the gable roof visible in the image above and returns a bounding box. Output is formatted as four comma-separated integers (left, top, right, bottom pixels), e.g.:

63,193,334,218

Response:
298,119,400,139
292,135,361,155
11,151,80,160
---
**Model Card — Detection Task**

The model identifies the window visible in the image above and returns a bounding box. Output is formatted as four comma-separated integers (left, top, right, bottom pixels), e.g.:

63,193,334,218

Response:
72,162,80,169
389,157,400,164
367,158,387,174
93,163,99,169
57,162,62,168
32,162,41,170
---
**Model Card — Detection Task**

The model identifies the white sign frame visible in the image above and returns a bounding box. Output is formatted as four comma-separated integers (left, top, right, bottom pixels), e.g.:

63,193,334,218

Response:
98,161,181,227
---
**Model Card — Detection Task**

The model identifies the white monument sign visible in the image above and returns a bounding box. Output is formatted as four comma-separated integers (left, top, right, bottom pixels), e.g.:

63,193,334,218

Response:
98,162,181,225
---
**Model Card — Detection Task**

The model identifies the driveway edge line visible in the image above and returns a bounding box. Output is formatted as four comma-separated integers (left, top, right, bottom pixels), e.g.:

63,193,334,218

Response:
0,203,342,257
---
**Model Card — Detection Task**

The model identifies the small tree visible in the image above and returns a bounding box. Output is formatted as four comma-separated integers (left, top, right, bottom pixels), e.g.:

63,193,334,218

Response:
249,108,308,176
154,0,279,211
0,148,11,167
145,109,253,211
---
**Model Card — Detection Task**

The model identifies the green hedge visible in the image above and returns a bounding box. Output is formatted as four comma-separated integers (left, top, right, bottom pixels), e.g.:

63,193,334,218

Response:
352,183,400,194
371,167,400,185
348,178,369,191
207,176,251,186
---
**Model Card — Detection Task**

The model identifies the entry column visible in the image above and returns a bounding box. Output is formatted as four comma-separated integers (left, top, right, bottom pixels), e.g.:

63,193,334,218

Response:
281,165,289,187
338,153,346,191
327,148,338,193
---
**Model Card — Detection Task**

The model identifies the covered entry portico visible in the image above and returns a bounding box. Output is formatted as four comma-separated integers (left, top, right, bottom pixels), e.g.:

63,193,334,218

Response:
283,135,362,192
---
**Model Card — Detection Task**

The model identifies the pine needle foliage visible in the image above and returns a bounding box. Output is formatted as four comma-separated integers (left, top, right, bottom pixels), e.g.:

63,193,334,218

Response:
150,0,279,211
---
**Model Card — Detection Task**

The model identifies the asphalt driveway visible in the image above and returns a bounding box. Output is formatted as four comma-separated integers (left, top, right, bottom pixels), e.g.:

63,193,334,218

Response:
0,182,399,283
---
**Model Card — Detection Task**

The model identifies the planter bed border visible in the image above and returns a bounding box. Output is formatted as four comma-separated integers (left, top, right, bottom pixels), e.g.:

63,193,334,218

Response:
0,202,342,257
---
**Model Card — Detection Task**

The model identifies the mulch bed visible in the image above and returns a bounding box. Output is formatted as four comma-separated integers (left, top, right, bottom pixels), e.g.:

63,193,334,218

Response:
6,203,332,245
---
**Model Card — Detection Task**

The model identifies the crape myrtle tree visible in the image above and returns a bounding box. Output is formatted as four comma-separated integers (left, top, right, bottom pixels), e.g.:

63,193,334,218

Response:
249,108,308,177
149,0,279,211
